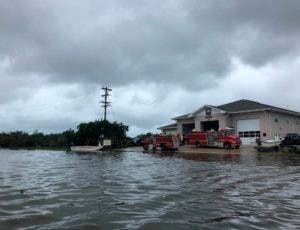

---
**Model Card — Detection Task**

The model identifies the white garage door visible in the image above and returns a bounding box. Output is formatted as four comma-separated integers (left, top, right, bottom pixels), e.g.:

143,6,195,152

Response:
237,119,260,145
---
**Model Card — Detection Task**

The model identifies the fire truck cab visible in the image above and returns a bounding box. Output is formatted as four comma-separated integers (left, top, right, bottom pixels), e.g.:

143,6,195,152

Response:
188,128,241,149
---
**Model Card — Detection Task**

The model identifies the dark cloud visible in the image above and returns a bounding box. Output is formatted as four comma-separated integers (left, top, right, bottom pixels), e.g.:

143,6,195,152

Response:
3,0,300,91
1,1,300,135
186,1,300,65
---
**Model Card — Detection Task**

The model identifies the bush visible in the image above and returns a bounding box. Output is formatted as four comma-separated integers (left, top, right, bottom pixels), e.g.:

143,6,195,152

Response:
0,120,129,149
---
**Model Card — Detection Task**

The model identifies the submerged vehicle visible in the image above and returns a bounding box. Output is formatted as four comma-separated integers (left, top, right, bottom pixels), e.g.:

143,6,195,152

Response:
187,128,241,149
141,134,180,151
256,134,283,152
280,133,300,152
281,133,300,146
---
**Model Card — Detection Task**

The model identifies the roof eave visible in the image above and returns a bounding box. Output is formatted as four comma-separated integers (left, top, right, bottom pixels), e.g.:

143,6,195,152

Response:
172,115,195,120
271,108,300,117
228,108,300,117
157,124,178,130
228,108,270,114
157,127,177,130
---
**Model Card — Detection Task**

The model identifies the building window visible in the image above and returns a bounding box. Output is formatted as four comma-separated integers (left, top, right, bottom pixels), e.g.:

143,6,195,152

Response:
238,131,260,138
274,118,278,122
243,131,249,138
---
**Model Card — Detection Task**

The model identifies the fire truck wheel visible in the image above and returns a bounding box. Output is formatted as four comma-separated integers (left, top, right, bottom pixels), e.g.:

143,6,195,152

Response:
160,144,166,151
143,145,149,151
235,145,240,149
195,141,201,148
224,142,231,149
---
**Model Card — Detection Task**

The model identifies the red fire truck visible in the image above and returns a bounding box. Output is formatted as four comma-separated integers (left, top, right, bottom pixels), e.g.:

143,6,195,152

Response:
188,128,241,149
141,135,180,151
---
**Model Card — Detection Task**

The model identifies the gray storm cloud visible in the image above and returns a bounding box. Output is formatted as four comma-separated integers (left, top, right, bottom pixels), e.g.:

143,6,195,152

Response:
1,0,300,91
1,0,300,135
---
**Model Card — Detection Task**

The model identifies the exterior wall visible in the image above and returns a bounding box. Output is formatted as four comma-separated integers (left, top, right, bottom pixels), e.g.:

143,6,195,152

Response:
176,113,231,134
231,111,269,137
175,110,300,138
194,113,229,131
269,112,300,137
177,118,195,134
225,114,234,127
231,111,300,138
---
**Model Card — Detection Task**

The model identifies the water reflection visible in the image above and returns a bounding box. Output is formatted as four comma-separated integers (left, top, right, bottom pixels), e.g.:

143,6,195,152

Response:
0,149,299,229
255,152,300,166
143,150,242,163
180,152,241,163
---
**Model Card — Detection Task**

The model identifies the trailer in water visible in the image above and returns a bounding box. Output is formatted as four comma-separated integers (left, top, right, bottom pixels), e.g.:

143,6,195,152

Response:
70,145,104,153
70,138,111,153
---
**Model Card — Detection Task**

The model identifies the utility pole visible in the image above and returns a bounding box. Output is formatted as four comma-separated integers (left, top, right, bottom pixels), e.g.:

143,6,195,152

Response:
101,86,112,121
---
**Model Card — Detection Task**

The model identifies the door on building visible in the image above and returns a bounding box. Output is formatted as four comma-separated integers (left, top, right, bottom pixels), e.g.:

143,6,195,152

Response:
182,123,195,137
237,119,260,145
201,120,219,131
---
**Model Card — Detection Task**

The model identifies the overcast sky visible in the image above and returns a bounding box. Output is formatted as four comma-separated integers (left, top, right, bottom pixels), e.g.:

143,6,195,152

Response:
1,0,300,137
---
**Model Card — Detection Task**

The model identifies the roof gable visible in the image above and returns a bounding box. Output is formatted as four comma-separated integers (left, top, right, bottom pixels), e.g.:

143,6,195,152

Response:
173,105,226,120
192,105,225,116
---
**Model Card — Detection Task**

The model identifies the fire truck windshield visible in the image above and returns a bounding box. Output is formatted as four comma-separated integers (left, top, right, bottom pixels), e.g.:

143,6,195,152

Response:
223,129,234,136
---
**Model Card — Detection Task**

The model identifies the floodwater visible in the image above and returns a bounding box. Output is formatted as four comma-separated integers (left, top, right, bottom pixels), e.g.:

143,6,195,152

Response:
0,148,299,230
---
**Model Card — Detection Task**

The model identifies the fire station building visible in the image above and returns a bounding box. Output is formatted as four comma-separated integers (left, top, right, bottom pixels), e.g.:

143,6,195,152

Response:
159,99,300,145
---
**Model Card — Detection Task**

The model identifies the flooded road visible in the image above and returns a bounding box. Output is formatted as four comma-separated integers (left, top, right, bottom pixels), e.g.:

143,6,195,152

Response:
0,148,299,229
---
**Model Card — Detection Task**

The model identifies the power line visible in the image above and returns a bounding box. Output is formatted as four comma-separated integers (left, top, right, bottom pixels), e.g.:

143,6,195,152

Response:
101,86,112,121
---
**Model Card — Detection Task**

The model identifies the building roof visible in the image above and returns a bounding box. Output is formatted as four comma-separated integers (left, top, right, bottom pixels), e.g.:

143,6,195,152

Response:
172,113,195,120
158,123,177,130
216,99,300,115
173,99,300,120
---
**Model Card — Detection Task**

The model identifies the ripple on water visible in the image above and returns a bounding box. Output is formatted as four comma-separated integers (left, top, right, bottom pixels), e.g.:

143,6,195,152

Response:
0,149,299,229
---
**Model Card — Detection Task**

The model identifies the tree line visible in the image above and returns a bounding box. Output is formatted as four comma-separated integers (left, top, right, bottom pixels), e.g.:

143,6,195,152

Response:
0,120,129,149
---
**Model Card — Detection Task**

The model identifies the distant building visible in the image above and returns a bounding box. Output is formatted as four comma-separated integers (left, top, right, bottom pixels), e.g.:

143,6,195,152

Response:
159,99,300,145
